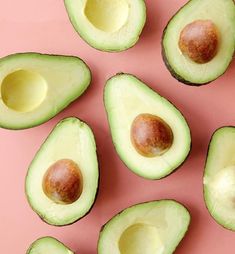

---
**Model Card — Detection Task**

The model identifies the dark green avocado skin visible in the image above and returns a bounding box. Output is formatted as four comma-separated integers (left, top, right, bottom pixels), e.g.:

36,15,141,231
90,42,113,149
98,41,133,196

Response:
25,117,100,227
104,73,192,180
161,0,234,86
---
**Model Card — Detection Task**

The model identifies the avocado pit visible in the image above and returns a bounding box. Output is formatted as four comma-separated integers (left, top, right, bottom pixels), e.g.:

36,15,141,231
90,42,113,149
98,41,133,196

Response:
42,159,83,205
131,113,173,157
179,20,219,64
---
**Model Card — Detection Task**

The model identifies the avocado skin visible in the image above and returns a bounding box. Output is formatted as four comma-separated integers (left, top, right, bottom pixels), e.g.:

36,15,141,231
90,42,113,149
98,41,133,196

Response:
25,117,100,227
161,0,235,86
104,73,192,180
0,52,92,130
98,199,191,253
26,236,74,253
63,0,146,52
203,126,235,231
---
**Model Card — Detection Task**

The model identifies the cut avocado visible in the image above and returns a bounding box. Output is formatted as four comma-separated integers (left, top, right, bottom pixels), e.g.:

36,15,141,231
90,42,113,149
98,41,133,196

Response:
25,117,99,226
162,0,235,85
27,236,74,254
104,74,191,180
98,200,190,254
204,127,235,231
0,53,91,129
64,0,146,52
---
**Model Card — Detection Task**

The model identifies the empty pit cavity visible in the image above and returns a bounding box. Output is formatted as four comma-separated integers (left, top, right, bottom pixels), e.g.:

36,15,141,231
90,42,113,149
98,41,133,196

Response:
1,70,47,112
84,0,129,33
119,223,164,254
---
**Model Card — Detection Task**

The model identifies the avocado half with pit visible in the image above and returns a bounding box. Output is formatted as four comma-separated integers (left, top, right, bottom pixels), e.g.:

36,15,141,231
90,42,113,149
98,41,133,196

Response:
0,53,91,129
162,0,235,85
25,117,99,226
204,127,235,231
64,0,146,52
27,237,74,254
104,73,191,180
98,200,190,254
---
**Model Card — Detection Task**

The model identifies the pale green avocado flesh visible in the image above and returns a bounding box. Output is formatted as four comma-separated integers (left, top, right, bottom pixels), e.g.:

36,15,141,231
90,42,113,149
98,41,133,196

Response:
64,0,146,52
162,0,235,85
27,237,74,254
98,200,190,254
204,127,235,231
104,74,191,180
25,117,99,226
0,53,91,129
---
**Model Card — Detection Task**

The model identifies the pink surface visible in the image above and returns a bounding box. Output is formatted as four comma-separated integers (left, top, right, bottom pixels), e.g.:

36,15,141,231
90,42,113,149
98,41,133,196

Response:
0,1,235,253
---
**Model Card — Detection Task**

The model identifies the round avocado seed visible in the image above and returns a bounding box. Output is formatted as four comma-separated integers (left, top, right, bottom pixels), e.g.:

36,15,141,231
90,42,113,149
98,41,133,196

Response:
179,20,219,64
131,114,173,157
42,159,83,205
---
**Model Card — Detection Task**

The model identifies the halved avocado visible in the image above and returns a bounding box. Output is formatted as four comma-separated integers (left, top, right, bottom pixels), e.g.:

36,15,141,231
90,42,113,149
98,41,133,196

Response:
27,236,74,254
64,0,146,52
98,200,190,254
25,117,99,226
104,73,191,180
204,127,235,231
162,0,235,85
0,53,91,129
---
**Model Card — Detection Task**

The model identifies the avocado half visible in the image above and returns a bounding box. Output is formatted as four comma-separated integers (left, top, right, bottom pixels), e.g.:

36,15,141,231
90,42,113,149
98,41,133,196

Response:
98,200,191,254
162,0,235,85
104,73,191,180
0,53,91,130
64,0,146,52
204,127,235,231
25,117,99,226
27,236,74,254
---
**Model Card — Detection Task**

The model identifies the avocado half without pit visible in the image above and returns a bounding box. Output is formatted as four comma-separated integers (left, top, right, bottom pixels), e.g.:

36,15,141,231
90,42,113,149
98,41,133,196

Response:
98,200,191,254
104,73,191,180
25,117,99,226
64,0,146,52
204,127,235,231
0,53,91,129
27,236,74,254
162,0,235,85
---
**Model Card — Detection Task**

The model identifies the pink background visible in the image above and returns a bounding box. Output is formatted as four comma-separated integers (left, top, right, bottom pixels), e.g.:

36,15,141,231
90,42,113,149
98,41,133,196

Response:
0,1,234,253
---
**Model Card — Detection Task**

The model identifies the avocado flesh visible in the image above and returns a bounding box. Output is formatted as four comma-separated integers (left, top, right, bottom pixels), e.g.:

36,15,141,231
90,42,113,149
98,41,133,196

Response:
104,74,191,180
27,237,74,254
162,0,235,85
204,127,235,231
98,200,190,254
25,117,99,226
0,53,91,129
64,0,146,52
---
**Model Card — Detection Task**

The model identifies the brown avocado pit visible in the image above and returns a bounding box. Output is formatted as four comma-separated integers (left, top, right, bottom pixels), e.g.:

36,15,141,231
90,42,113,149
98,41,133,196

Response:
130,113,173,157
179,20,219,64
42,159,83,205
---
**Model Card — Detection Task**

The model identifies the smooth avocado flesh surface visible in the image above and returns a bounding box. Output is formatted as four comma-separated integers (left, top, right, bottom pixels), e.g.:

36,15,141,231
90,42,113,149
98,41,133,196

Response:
27,237,74,254
64,0,146,52
162,0,235,85
25,117,99,226
204,127,235,231
104,74,191,180
0,53,91,129
98,200,190,254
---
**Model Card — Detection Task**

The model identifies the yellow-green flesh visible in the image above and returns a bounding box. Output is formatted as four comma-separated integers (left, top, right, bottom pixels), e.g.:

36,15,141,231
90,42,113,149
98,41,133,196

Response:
25,117,99,226
204,127,235,230
104,74,191,179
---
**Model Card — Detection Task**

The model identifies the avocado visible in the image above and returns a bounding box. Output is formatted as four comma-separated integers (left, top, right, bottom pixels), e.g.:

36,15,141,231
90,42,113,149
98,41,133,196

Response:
27,236,74,254
104,73,191,180
98,200,190,254
0,53,91,129
25,117,99,226
204,127,235,231
64,0,146,52
162,0,235,86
